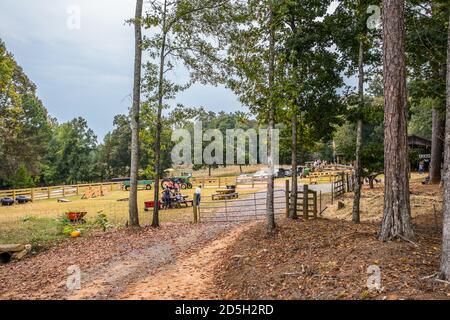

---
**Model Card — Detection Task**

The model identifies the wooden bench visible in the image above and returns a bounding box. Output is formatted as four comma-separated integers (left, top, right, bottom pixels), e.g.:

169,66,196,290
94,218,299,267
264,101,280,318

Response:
175,199,194,208
212,192,239,200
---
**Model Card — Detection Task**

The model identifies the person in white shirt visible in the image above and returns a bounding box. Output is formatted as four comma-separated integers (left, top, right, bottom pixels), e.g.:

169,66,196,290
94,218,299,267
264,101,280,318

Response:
194,186,202,206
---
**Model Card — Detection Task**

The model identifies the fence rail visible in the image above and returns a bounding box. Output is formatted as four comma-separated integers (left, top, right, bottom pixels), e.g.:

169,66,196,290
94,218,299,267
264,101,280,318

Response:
197,189,286,222
0,182,123,202
189,176,268,188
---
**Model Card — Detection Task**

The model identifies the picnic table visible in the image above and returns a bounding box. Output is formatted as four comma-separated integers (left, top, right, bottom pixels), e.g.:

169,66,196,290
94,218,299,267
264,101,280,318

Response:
159,193,194,209
172,195,193,208
212,188,239,200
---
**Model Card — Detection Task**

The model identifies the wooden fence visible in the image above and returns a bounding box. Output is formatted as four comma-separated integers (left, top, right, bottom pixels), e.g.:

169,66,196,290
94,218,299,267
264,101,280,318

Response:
308,170,353,184
190,176,267,188
287,183,318,219
0,182,123,202
330,173,354,203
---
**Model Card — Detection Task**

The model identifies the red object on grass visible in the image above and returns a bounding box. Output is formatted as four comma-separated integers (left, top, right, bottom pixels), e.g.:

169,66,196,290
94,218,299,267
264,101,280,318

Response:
144,201,161,211
66,211,87,221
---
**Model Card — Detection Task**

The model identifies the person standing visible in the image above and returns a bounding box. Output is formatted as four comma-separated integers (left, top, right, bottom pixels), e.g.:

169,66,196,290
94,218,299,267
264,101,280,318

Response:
163,187,172,209
194,185,202,206
419,161,425,174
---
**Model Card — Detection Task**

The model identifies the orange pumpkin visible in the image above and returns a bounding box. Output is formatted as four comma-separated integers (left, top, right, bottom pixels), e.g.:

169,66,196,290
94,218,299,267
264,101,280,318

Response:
70,230,81,238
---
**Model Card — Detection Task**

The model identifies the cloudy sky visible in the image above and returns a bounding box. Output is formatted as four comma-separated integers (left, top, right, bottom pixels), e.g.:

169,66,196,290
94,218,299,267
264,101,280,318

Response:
0,0,243,140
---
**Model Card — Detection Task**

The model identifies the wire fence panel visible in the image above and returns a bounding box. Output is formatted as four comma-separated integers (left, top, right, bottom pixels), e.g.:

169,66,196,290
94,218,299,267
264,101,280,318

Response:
198,189,287,222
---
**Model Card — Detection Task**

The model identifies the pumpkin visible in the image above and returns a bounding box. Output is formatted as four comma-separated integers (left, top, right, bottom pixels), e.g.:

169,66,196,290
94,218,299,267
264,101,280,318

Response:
70,230,81,238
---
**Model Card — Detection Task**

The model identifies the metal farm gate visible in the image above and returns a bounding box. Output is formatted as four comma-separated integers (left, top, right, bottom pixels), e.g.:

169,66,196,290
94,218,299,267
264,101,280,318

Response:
197,189,287,223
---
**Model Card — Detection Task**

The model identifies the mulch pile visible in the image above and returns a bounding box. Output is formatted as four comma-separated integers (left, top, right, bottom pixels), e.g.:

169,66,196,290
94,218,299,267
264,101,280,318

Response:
214,211,450,300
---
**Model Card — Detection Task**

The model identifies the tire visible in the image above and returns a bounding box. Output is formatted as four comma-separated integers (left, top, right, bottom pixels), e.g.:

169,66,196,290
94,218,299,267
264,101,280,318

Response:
145,184,152,190
125,186,129,191
187,183,193,189
161,179,171,189
181,184,187,189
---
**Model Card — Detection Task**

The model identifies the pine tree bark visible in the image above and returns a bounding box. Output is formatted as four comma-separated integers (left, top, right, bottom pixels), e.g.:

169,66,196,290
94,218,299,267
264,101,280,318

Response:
289,112,298,219
430,107,444,184
266,0,276,232
152,0,168,228
379,0,414,241
128,0,143,228
352,39,364,224
440,10,450,280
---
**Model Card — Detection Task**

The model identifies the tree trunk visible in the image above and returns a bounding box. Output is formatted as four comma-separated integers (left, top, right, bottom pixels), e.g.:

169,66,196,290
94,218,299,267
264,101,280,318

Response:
128,0,143,228
152,0,168,228
289,112,298,219
430,107,444,184
380,0,414,241
440,10,450,281
352,39,365,224
266,0,276,232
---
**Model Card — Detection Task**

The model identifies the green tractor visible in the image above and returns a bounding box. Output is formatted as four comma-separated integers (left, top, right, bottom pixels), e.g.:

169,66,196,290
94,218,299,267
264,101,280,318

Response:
161,176,193,189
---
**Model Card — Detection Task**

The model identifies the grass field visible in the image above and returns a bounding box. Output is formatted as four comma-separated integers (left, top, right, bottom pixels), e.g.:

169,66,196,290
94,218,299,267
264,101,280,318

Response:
0,183,269,246
0,173,339,246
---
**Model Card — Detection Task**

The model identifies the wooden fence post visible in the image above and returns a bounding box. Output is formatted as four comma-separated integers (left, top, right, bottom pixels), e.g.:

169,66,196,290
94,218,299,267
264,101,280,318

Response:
331,182,334,204
303,184,309,220
12,189,16,202
193,194,198,223
31,188,34,202
62,186,65,197
76,185,79,196
319,190,322,215
47,187,50,199
313,191,317,218
285,179,290,218
345,173,349,192
252,176,255,188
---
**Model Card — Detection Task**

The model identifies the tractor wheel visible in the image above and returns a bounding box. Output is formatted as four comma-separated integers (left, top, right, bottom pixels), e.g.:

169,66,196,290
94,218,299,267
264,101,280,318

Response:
187,183,193,189
181,184,187,189
125,186,129,191
145,184,152,190
161,179,171,189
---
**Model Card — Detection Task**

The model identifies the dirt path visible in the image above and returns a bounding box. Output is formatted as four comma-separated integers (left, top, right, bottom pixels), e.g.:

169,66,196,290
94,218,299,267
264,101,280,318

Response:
121,221,257,300
65,222,254,300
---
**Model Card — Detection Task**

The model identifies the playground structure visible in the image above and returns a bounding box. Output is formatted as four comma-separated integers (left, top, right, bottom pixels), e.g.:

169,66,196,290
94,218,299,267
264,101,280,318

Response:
81,186,107,199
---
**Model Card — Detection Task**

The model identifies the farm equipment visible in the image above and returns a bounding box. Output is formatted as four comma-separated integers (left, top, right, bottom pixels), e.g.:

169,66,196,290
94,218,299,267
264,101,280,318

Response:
161,176,193,189
144,200,162,211
122,179,153,191
16,196,32,204
0,196,32,206
0,198,14,206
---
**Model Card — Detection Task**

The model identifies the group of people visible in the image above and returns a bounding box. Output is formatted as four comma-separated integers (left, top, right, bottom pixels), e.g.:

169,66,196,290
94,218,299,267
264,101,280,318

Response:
161,187,184,209
161,185,202,209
